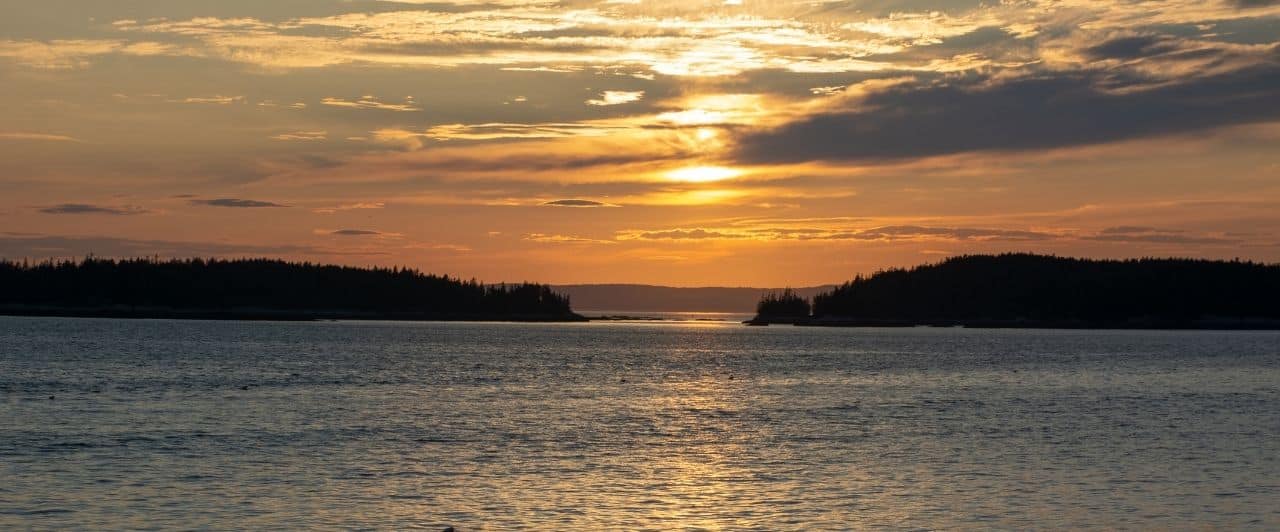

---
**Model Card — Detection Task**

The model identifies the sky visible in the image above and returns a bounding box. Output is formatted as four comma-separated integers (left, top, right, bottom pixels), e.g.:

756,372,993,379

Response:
1,0,1278,286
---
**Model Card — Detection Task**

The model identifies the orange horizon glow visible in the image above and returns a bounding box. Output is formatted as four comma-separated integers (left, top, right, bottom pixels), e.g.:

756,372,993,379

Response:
1,0,1277,286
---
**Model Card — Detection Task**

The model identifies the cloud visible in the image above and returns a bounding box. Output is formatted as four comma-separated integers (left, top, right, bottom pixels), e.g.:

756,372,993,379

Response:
329,229,382,236
586,90,644,106
0,39,180,69
629,228,746,240
541,199,618,207
176,95,244,105
321,96,420,112
313,202,386,214
0,132,80,142
39,204,149,216
734,57,1280,163
809,86,846,95
524,233,615,244
270,130,327,141
406,122,629,141
1228,0,1279,8
190,198,287,208
1082,35,1182,61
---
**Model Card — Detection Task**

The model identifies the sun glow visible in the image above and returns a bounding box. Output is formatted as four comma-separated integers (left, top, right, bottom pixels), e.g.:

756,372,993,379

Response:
665,165,743,183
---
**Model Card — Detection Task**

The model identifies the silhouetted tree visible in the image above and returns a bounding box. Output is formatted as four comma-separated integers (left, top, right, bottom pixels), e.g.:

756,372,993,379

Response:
0,257,577,318
756,288,811,317
809,253,1280,322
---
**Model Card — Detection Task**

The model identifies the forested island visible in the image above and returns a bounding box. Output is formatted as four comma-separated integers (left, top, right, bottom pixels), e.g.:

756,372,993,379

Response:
0,257,584,322
751,254,1280,329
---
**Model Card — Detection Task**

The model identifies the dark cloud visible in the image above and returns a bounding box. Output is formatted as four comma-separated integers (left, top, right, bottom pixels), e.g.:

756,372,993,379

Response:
39,204,148,216
330,229,381,236
1230,0,1278,7
734,60,1280,164
541,199,617,207
190,198,287,208
1083,35,1181,60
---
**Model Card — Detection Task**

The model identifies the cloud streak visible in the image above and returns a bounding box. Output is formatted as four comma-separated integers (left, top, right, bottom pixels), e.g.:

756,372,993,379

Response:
190,198,287,208
586,90,644,106
39,204,149,216
541,199,618,207
0,132,80,142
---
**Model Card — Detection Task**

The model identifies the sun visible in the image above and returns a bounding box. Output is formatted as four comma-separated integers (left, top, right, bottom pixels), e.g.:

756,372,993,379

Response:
665,165,743,183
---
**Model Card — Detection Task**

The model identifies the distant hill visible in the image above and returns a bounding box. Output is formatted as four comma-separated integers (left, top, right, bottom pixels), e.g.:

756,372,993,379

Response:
0,257,583,321
553,284,834,313
752,253,1280,329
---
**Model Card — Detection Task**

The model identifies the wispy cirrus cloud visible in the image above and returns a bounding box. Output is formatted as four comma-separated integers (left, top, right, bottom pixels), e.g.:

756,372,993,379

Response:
190,198,287,208
0,39,181,69
0,132,80,142
314,228,404,238
175,95,244,105
39,203,149,216
270,130,327,141
586,90,644,106
524,233,616,244
321,96,420,112
541,199,619,207
312,202,386,214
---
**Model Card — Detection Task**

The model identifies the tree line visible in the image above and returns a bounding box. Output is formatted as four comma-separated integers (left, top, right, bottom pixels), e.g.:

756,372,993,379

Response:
755,288,811,317
0,257,577,318
757,254,1280,322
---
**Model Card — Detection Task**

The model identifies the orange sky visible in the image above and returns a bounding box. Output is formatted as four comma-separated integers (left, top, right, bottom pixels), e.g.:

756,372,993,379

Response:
2,0,1278,286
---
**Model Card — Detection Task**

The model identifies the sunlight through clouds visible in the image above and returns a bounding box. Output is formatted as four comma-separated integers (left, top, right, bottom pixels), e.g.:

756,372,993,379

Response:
0,0,1277,283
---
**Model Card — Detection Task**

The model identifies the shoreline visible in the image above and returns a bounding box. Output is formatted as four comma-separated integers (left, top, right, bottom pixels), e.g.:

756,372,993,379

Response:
0,305,588,323
745,316,1280,330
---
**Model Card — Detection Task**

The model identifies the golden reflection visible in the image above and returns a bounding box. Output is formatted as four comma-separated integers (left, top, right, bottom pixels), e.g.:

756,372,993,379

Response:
641,371,755,527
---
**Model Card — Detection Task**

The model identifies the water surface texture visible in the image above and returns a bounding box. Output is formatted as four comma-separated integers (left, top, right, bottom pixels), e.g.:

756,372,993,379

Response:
2,317,1278,529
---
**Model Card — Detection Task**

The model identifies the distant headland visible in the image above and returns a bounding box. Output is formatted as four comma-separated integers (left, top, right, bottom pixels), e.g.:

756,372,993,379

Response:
750,254,1280,330
0,257,585,322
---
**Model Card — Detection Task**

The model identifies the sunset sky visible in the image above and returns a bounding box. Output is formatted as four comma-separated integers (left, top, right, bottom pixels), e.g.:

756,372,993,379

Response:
2,0,1278,286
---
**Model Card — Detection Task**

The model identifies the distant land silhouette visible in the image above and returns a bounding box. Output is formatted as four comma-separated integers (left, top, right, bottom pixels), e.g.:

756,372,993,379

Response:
553,284,833,313
751,254,1280,329
0,257,583,321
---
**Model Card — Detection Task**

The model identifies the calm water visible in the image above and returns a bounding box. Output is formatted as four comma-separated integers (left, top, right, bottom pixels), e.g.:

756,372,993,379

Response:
1,317,1278,530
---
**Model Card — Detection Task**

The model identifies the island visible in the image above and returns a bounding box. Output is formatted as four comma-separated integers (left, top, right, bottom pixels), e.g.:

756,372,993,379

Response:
0,257,586,322
749,253,1280,329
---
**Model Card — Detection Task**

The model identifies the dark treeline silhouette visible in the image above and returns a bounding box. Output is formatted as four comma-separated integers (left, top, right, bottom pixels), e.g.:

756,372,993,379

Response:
754,254,1280,328
755,288,810,318
0,257,582,321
